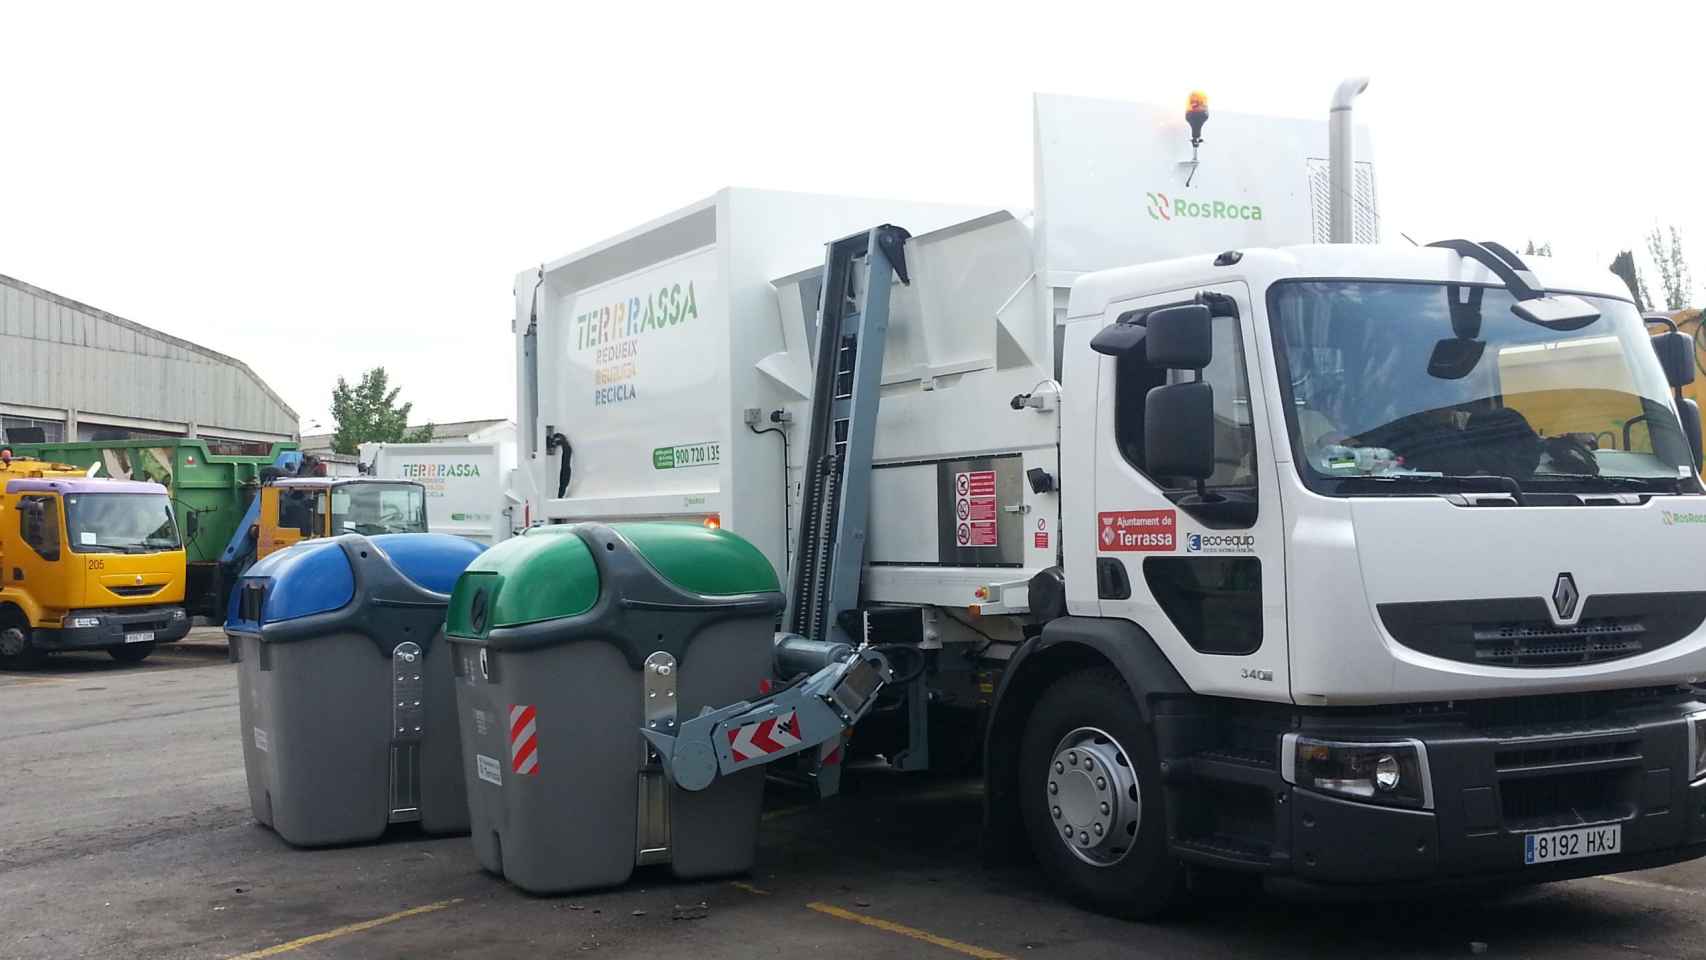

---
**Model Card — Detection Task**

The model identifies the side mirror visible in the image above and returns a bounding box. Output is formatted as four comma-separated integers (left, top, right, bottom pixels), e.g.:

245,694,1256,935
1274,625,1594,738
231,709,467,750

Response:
1427,338,1486,380
185,511,200,541
1145,381,1215,479
1681,397,1703,471
1146,304,1214,369
1653,331,1696,388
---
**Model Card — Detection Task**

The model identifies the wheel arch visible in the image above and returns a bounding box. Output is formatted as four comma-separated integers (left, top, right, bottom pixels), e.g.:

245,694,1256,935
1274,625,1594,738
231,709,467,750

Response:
982,616,1189,861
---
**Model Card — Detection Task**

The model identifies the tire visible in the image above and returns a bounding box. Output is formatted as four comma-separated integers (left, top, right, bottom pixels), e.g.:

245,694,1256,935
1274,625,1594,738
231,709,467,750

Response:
0,612,43,669
1019,668,1184,920
108,642,156,664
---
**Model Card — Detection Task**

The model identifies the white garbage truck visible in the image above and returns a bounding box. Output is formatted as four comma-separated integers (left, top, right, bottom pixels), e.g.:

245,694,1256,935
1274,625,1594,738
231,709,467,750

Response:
361,438,517,546
507,82,1706,917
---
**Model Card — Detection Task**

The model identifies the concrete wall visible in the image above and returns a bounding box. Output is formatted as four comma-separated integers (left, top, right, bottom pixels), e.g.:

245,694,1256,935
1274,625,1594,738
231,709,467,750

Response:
0,273,297,442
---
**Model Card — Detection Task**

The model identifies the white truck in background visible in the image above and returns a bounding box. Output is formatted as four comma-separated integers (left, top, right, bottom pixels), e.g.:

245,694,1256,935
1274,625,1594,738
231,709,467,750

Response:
506,82,1706,918
361,437,517,546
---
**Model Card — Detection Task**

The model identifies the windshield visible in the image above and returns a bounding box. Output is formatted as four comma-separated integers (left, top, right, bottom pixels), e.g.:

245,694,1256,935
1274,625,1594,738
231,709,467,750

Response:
331,483,428,535
63,493,182,553
1270,281,1697,496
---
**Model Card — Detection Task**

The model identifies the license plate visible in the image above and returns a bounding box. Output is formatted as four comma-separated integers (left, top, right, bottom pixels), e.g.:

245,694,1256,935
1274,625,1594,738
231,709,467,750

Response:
1524,824,1621,865
124,631,155,644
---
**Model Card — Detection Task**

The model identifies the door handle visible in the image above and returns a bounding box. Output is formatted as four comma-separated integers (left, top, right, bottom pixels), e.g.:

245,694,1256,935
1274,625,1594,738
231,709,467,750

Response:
1096,558,1131,600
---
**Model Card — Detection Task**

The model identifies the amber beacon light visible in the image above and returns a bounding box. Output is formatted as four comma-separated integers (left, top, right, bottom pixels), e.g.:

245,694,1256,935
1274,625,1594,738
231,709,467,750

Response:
1186,90,1210,147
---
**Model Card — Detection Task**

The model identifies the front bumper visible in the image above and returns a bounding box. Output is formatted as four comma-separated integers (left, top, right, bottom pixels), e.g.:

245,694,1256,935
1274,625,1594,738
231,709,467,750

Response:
1168,692,1706,887
36,606,191,650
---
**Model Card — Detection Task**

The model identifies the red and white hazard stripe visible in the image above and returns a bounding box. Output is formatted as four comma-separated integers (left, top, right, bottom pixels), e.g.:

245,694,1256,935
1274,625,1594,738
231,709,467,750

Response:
509,704,539,775
727,709,802,763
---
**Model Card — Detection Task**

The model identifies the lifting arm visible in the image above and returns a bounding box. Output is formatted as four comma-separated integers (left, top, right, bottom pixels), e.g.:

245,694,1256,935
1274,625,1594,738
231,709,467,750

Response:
640,644,892,792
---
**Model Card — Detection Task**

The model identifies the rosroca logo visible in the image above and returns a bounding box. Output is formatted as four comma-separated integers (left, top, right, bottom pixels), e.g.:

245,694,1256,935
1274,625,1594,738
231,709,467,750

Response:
1146,192,1172,222
1146,191,1264,224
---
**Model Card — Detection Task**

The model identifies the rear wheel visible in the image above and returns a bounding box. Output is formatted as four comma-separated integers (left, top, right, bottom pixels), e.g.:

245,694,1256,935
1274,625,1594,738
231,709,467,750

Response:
1019,668,1184,920
108,642,156,664
0,612,43,669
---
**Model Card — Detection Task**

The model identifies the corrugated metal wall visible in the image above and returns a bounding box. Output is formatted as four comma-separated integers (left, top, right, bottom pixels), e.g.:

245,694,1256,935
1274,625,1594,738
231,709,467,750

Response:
0,273,296,439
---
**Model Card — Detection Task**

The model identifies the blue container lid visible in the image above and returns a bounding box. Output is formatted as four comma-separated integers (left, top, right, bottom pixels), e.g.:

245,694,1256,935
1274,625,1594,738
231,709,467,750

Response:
369,533,487,595
227,539,355,629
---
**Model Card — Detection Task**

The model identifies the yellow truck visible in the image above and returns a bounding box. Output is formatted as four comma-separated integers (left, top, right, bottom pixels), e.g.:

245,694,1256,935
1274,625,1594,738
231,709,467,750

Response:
0,455,189,667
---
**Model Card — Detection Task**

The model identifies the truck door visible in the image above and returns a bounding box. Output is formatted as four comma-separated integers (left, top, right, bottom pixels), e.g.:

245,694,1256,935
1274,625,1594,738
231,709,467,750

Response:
1089,281,1290,703
13,494,70,616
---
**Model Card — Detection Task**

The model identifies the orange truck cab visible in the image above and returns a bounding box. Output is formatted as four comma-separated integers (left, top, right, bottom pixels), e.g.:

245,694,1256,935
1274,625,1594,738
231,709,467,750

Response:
0,466,190,667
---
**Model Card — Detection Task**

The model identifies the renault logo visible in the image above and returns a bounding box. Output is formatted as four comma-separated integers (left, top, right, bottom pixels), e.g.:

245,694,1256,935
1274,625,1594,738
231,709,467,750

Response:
134,575,144,586
1552,573,1580,620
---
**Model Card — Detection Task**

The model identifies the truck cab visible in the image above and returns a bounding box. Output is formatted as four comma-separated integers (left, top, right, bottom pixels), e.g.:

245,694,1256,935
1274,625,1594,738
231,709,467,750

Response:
0,470,190,666
255,478,429,560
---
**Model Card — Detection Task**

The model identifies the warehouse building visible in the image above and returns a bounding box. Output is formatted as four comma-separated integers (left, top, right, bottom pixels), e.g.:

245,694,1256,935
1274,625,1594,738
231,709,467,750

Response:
0,273,297,445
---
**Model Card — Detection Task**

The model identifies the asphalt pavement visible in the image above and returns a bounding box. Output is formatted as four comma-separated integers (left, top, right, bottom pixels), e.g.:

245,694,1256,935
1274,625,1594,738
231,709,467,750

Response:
5,637,1706,959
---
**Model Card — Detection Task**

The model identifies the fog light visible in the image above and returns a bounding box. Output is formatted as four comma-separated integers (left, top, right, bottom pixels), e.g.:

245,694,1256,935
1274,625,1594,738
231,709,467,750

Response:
172,609,187,620
63,616,100,629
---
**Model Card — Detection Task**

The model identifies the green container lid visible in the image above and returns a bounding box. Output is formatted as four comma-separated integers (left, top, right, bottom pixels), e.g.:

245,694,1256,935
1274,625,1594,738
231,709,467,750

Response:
446,527,599,636
614,522,779,597
445,522,779,638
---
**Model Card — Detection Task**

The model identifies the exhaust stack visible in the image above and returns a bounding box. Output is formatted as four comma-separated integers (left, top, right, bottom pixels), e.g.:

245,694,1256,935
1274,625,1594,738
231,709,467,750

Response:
1329,76,1369,243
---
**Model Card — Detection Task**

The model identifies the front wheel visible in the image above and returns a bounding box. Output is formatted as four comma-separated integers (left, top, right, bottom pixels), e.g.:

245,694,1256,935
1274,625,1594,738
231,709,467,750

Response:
0,614,43,669
108,642,156,664
1019,668,1184,920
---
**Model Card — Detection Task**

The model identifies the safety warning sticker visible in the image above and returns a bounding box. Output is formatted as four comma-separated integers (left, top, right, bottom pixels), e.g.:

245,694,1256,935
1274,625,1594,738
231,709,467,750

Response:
728,709,803,763
955,470,999,549
253,727,269,753
509,704,540,775
476,753,503,786
1097,509,1177,552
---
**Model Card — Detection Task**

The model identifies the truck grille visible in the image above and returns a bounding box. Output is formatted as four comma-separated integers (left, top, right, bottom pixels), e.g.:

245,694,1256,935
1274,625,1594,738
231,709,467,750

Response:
1378,592,1706,670
1500,769,1635,831
1472,617,1645,666
109,584,163,598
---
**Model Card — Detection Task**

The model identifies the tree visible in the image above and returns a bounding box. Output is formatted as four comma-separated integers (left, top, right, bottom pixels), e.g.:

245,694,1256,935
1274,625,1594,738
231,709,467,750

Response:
1609,250,1653,311
405,423,436,444
1647,225,1695,311
330,367,417,455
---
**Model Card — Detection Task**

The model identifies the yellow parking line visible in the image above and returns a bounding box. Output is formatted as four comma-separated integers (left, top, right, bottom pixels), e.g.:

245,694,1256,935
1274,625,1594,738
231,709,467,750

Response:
806,902,1013,959
729,880,771,896
223,898,461,959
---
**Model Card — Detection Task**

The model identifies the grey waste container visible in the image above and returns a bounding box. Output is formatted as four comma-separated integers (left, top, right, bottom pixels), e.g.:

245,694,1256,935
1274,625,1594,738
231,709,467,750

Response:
446,522,783,894
226,532,486,847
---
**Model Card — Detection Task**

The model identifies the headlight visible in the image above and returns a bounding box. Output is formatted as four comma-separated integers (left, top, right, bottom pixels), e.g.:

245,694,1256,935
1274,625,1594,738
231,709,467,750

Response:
1281,734,1433,809
63,616,101,629
1687,710,1706,782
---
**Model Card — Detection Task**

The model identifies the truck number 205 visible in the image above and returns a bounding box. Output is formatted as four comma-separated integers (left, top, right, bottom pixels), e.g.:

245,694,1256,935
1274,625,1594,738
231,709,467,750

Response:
86,559,105,570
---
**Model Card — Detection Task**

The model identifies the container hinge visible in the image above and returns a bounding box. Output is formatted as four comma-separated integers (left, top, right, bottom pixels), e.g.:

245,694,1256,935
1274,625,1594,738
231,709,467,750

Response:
636,650,676,865
388,641,424,823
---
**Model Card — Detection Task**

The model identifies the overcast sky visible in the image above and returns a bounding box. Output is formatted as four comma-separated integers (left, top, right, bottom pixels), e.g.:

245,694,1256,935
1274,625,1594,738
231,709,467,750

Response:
3,2,1701,435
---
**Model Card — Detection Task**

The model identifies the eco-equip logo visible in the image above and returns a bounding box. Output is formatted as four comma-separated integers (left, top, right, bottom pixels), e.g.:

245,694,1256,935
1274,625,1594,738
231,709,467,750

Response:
1146,192,1264,223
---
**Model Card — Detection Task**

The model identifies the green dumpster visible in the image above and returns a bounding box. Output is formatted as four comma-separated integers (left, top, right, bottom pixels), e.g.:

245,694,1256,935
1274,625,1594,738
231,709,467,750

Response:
447,522,783,894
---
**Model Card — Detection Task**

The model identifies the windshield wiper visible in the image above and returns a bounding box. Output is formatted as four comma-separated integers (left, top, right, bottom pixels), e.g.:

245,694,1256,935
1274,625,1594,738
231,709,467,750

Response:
1336,473,1529,504
1529,473,1681,492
